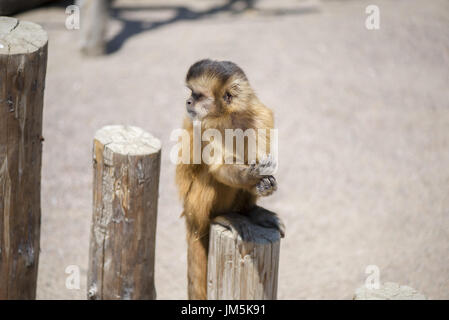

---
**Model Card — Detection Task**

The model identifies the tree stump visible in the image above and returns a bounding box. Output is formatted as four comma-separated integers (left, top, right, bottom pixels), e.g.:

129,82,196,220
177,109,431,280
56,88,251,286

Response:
354,282,427,300
88,125,161,300
207,212,281,300
0,17,48,299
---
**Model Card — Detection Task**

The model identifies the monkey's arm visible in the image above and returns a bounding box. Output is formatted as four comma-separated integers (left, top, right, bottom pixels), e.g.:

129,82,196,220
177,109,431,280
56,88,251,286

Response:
209,161,277,196
209,163,257,189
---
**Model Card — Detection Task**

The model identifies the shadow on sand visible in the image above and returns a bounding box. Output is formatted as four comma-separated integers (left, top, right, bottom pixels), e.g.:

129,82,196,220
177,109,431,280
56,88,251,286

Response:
107,0,320,54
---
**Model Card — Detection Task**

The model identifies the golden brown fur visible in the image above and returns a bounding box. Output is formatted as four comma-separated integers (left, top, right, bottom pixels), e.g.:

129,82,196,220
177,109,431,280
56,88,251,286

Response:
176,59,280,299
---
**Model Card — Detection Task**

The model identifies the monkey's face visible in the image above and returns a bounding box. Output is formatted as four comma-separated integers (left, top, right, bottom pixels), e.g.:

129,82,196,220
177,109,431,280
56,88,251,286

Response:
185,59,252,120
185,85,217,120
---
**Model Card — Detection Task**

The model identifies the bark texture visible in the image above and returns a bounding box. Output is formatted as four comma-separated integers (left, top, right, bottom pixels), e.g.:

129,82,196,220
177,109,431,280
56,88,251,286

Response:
88,125,161,300
207,213,280,300
0,17,48,299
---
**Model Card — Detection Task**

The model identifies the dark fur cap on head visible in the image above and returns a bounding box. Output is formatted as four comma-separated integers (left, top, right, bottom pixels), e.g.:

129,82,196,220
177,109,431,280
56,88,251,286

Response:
185,59,257,117
186,59,248,83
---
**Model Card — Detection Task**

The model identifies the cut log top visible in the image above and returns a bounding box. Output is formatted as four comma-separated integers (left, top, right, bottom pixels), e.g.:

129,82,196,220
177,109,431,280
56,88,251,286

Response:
354,282,427,300
94,125,162,156
0,16,48,55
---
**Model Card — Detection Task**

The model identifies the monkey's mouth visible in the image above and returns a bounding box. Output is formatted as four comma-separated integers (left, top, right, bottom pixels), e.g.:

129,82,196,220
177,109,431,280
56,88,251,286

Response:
187,109,197,118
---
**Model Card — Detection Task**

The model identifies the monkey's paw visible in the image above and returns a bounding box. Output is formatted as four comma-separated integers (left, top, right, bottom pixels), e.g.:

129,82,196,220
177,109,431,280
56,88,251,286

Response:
254,176,277,197
248,154,277,176
247,207,285,238
213,214,254,241
213,211,285,241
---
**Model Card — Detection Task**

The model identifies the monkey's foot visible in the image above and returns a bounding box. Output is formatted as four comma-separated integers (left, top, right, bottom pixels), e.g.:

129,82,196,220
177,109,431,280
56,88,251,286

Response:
254,175,277,197
213,214,255,241
213,209,285,240
247,206,285,238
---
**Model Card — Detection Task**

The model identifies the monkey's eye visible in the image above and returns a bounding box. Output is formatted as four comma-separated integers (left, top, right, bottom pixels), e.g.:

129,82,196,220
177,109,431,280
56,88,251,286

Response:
223,92,232,104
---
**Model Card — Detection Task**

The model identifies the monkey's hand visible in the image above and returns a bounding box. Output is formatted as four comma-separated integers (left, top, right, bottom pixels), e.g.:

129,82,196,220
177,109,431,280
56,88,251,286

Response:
209,155,277,194
253,175,277,197
246,155,278,196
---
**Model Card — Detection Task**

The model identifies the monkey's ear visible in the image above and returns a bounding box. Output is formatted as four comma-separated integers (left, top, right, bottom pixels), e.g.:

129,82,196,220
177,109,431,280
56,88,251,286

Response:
226,80,242,100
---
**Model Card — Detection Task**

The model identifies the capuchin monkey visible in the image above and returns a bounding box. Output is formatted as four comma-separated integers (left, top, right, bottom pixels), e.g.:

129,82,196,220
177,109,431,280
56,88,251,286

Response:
176,59,285,300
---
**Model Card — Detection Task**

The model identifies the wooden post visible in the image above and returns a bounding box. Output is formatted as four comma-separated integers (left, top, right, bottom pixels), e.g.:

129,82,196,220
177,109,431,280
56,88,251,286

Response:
354,282,427,300
88,125,161,300
77,0,110,56
0,17,48,299
207,212,281,300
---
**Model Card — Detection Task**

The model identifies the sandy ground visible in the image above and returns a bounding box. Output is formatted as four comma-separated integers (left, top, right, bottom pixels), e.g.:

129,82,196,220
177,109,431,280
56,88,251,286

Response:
13,0,449,299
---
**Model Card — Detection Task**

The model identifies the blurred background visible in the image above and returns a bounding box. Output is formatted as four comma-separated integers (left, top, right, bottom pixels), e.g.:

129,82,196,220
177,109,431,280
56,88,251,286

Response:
4,0,448,299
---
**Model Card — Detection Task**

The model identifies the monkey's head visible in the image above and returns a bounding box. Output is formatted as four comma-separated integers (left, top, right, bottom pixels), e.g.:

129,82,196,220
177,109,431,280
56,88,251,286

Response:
185,59,254,120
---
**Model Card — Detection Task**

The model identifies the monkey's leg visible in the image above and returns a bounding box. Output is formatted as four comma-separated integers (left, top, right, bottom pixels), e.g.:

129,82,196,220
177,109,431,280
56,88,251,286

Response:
213,213,256,242
247,206,285,238
187,231,209,300
214,210,285,241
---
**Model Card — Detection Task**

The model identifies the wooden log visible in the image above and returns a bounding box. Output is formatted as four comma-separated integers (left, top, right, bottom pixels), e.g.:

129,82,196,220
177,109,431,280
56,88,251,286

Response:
77,0,110,56
88,125,161,300
354,282,427,300
0,17,48,300
207,212,281,300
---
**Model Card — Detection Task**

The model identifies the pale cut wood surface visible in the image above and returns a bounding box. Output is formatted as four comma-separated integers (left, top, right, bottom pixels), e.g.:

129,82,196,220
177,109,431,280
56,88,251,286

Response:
0,17,48,54
354,282,427,300
88,125,161,300
77,0,110,56
207,212,281,300
0,17,48,299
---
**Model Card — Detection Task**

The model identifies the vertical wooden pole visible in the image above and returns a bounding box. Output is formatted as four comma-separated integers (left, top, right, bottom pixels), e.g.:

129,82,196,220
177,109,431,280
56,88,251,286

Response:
207,212,281,300
77,0,110,56
0,17,48,299
88,125,161,300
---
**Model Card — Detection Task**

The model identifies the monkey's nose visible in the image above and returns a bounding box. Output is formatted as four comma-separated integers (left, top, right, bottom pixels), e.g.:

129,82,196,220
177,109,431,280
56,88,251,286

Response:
186,105,197,118
186,97,194,106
